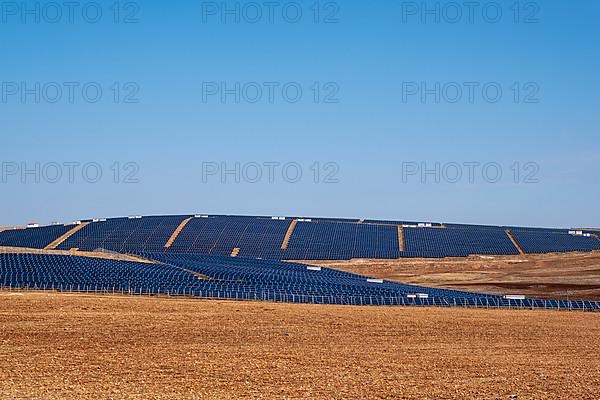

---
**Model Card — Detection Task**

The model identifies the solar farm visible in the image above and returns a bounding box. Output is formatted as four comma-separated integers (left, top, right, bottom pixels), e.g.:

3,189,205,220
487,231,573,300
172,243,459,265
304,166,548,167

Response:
1,214,599,311
1,214,600,399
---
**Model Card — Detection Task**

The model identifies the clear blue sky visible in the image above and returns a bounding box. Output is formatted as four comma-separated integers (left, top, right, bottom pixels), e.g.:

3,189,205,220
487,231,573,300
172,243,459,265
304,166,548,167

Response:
1,1,598,228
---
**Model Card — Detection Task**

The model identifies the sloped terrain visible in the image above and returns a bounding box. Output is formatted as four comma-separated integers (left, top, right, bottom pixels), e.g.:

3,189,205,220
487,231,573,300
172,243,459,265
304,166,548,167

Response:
3,251,597,309
311,251,600,300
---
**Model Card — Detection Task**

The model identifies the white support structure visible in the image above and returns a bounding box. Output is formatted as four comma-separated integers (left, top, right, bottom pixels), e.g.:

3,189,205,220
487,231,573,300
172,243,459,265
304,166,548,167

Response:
503,295,526,300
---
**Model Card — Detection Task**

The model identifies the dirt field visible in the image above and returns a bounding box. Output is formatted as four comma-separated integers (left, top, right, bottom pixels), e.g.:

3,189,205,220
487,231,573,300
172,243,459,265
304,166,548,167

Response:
0,292,599,399
307,252,600,301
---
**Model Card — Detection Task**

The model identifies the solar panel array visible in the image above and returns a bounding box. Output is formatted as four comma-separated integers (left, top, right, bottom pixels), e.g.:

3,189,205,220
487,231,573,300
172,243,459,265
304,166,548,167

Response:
169,216,291,258
0,253,200,293
1,215,599,259
1,252,598,310
510,229,600,254
283,222,400,260
57,216,189,252
402,226,521,258
147,252,496,300
0,225,73,249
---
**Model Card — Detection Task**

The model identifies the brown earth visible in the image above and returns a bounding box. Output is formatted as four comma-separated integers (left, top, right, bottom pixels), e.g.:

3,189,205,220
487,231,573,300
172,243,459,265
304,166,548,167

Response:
0,292,599,399
0,226,26,231
305,251,600,301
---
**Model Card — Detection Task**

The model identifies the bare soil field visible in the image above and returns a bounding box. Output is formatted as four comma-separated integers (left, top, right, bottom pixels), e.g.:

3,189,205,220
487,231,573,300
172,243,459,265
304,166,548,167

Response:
307,252,600,301
0,292,599,399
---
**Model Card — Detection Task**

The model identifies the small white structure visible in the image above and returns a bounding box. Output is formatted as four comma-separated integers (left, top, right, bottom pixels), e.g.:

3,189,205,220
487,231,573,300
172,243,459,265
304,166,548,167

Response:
406,293,429,299
503,295,526,300
307,266,322,271
366,278,384,284
26,223,40,228
128,215,143,219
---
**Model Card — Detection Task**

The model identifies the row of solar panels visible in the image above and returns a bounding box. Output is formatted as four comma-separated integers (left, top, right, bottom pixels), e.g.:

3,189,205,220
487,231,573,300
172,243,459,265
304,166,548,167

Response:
1,215,599,260
0,252,495,300
2,252,598,310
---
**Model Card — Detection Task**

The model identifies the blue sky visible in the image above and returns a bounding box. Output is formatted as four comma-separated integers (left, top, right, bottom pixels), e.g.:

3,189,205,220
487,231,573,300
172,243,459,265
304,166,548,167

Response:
1,1,598,228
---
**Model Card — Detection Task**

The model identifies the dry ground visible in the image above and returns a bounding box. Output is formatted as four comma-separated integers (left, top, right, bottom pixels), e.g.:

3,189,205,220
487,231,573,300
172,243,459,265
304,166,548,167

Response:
307,251,600,301
0,292,599,399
